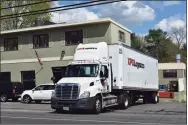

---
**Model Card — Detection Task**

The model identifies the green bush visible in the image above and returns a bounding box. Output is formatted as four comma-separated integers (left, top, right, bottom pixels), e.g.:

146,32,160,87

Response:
181,100,186,103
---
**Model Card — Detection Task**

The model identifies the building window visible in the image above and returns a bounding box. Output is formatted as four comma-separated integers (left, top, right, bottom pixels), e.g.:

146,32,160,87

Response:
0,72,11,82
4,37,18,51
33,34,49,48
65,30,83,45
119,31,125,42
163,70,177,78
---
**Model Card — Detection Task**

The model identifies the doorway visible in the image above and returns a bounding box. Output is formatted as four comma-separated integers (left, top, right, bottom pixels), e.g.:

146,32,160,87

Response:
51,66,67,83
169,81,179,92
21,70,36,90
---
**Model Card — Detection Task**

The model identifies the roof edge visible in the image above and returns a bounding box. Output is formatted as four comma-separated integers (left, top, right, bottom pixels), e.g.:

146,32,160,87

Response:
1,18,132,35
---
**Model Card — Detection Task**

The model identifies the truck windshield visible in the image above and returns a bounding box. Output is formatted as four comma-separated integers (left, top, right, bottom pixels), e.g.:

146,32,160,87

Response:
64,64,99,77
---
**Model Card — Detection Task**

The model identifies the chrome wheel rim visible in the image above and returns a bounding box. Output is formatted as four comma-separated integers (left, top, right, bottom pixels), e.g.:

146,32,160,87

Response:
24,96,30,103
155,95,158,102
125,98,128,107
96,99,101,112
1,95,7,102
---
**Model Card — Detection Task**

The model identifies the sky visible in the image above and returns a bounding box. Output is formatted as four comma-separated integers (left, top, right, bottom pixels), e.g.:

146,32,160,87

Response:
51,1,186,35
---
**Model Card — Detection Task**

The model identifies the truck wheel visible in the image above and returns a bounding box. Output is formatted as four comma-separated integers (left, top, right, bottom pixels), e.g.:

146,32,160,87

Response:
35,100,42,104
119,94,129,109
152,92,159,104
0,94,8,102
23,95,32,104
93,96,102,114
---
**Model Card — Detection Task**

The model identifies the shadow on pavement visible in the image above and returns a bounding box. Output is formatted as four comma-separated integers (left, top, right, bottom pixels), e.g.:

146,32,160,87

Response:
48,102,146,115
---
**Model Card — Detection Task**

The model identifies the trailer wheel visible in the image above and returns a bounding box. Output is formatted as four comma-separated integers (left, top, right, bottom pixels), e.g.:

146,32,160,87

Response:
92,96,102,114
119,94,129,109
152,92,159,104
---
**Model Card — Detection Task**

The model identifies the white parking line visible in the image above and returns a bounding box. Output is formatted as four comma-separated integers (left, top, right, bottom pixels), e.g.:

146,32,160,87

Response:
1,115,177,125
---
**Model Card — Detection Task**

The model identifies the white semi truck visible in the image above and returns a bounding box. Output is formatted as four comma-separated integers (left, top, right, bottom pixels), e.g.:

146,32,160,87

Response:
51,42,159,114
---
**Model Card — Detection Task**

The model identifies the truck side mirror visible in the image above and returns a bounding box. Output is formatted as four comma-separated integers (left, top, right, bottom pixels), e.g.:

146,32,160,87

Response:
100,71,104,77
51,77,56,83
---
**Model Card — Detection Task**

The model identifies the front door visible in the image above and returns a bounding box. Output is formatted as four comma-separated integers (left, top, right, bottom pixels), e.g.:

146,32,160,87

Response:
51,67,66,83
32,85,44,100
21,71,36,90
101,64,111,93
42,85,55,100
169,81,179,92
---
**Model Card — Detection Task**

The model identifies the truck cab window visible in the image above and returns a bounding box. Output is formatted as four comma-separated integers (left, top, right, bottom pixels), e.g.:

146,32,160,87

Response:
65,64,99,77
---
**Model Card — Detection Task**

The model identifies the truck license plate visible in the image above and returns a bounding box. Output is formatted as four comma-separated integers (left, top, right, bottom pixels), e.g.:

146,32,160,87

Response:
63,107,69,111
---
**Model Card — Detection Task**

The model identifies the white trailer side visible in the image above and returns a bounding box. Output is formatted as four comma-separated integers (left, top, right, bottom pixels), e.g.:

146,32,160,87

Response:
109,43,158,91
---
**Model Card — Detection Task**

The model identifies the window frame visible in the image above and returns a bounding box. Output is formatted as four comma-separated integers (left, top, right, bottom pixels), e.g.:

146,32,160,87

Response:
4,37,18,51
65,30,83,46
0,72,11,82
43,85,55,90
34,85,44,91
33,34,49,49
119,30,125,42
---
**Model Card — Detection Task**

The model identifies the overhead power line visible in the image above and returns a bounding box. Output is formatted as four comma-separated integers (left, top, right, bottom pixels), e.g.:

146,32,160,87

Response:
1,0,121,20
0,0,53,10
1,0,104,18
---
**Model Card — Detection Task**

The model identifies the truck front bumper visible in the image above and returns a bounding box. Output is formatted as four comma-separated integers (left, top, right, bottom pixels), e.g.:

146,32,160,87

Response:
51,97,95,110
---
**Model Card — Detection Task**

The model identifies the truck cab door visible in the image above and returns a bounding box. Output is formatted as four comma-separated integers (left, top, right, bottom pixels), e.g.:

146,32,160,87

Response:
100,64,111,93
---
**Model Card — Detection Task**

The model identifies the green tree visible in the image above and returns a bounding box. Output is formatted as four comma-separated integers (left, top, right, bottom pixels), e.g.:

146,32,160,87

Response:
145,29,173,62
180,43,187,63
1,0,52,31
131,33,147,53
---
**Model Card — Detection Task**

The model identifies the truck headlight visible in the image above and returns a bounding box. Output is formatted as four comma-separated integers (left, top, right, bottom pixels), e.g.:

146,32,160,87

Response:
51,91,55,98
80,91,90,99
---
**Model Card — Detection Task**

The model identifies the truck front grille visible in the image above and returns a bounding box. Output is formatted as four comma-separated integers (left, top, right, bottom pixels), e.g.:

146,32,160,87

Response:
55,84,79,100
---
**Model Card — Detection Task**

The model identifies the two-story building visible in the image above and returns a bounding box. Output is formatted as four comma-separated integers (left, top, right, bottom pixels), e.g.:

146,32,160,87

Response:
0,18,132,90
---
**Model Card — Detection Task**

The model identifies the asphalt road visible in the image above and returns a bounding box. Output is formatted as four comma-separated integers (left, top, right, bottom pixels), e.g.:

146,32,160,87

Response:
0,100,186,124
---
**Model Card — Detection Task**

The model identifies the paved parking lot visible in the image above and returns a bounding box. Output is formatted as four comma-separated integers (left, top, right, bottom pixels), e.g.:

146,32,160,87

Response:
0,100,186,124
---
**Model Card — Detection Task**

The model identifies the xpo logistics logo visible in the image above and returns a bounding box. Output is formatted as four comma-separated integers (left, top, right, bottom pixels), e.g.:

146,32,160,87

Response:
128,58,145,69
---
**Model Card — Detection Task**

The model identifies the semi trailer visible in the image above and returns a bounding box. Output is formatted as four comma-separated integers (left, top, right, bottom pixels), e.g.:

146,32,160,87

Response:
51,42,159,114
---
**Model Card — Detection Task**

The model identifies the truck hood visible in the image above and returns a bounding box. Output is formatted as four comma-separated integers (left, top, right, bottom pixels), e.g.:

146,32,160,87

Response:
57,77,97,85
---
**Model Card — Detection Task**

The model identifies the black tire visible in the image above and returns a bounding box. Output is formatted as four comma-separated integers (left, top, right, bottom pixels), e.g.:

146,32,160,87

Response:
12,97,19,102
23,95,32,104
92,96,102,114
0,94,8,102
35,100,42,104
151,92,158,104
119,94,129,109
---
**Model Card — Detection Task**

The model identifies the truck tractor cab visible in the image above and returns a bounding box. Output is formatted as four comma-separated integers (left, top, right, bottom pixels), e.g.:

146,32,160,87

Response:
51,42,114,114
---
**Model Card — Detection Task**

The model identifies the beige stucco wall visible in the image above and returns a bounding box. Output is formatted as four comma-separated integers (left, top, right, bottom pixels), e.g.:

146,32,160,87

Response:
109,23,131,46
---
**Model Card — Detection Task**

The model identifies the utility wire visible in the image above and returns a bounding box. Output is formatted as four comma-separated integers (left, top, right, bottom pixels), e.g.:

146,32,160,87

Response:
1,0,104,18
0,0,53,10
1,0,121,20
